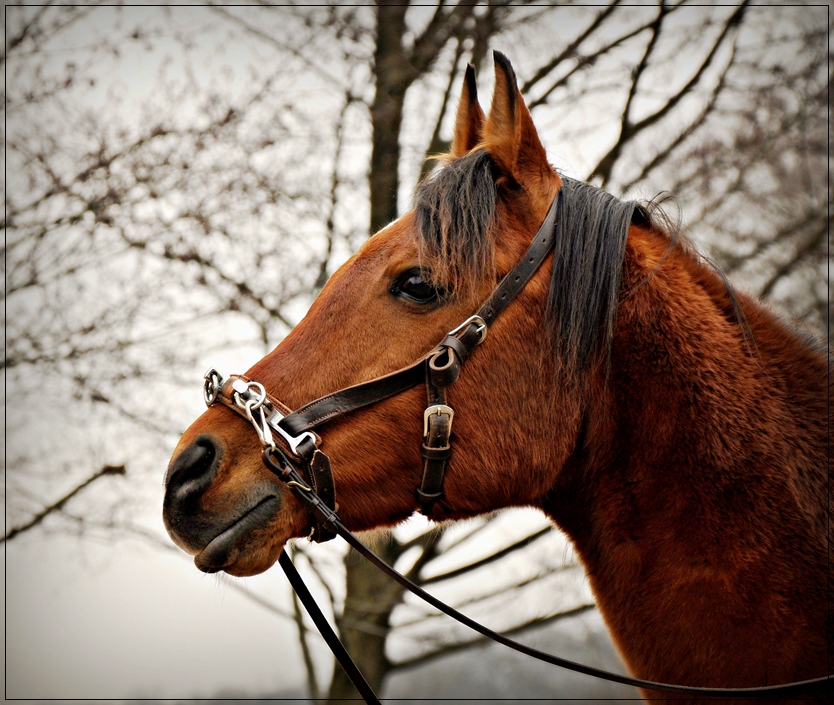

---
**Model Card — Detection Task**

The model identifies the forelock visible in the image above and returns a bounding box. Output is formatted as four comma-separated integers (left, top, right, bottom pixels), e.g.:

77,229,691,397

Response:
414,150,499,299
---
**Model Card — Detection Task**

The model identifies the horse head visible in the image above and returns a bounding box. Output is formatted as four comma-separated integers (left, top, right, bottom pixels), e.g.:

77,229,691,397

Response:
163,54,583,577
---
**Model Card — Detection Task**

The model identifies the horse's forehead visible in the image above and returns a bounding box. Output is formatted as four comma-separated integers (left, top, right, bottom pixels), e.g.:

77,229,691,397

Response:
352,212,419,270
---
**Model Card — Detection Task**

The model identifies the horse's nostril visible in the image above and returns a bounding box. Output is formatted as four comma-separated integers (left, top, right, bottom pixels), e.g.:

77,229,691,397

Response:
165,437,219,500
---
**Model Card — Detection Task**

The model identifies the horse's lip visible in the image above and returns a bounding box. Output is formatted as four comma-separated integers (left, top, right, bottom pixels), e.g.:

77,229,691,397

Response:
194,496,280,573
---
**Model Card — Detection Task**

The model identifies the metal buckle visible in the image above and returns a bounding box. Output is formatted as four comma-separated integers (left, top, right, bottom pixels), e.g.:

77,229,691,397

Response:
423,404,454,437
448,315,487,345
267,410,318,457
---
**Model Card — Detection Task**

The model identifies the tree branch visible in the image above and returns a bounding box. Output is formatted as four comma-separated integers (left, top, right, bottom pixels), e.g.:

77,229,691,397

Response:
619,39,736,193
627,2,748,139
289,546,322,699
525,13,665,110
3,3,108,62
409,2,475,78
759,216,830,300
420,527,552,586
403,528,444,582
390,603,597,673
521,0,622,96
316,93,356,290
3,464,126,542
417,38,465,183
591,1,748,185
589,0,669,185
207,5,345,89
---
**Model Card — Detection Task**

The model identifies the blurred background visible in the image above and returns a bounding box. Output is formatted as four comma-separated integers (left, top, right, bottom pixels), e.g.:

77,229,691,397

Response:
4,2,829,702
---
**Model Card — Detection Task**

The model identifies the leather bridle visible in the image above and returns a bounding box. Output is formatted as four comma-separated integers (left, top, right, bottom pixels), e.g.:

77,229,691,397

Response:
204,186,563,541
199,188,829,702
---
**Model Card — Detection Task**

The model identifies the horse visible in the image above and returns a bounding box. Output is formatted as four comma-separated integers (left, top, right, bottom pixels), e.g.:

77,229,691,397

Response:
163,53,830,701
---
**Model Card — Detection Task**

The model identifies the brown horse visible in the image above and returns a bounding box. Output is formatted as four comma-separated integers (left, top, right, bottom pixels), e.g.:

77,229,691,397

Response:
164,54,830,700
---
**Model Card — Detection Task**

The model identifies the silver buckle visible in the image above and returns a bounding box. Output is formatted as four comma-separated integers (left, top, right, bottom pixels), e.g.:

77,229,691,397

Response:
267,410,317,457
424,404,454,437
448,315,487,345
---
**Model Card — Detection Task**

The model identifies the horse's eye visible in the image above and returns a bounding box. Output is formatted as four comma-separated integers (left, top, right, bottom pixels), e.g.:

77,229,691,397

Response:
391,270,443,305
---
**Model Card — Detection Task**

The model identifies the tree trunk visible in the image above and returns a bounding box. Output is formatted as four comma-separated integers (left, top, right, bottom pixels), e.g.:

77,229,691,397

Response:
368,3,410,235
326,537,405,703
325,8,416,702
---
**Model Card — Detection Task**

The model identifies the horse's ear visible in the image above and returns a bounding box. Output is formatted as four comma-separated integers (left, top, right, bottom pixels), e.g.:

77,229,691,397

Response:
482,51,552,193
450,64,484,158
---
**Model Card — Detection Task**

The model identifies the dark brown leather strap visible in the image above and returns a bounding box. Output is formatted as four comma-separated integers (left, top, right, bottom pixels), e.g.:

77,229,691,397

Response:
278,550,380,704
479,190,561,326
279,190,561,439
217,374,293,417
417,367,453,514
307,449,337,541
280,355,429,435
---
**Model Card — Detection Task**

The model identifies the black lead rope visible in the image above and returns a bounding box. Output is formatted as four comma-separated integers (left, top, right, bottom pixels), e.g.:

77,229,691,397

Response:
278,549,381,705
268,453,830,703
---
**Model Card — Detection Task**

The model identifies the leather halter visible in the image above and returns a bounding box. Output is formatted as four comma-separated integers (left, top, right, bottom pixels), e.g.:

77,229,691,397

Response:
204,189,562,540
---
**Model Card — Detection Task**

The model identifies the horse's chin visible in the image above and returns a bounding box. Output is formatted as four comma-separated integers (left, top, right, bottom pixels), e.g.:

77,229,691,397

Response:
193,496,283,576
206,550,282,577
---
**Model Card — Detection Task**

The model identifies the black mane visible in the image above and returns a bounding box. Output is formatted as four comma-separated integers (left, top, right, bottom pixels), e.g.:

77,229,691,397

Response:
548,177,636,372
415,153,640,375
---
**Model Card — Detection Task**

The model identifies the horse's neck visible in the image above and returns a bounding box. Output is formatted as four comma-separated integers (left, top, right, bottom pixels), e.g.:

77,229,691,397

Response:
543,227,829,687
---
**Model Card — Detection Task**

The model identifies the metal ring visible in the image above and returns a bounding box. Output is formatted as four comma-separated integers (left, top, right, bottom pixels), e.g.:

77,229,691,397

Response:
203,368,223,407
244,381,268,411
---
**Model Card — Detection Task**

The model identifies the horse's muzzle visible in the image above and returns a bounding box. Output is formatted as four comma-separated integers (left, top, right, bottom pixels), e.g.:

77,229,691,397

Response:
163,434,282,571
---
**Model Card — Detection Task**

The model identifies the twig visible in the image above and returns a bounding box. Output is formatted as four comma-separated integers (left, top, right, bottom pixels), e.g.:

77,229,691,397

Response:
420,526,553,586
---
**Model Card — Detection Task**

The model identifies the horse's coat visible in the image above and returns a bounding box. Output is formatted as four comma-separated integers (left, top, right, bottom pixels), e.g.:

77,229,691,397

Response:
164,54,830,701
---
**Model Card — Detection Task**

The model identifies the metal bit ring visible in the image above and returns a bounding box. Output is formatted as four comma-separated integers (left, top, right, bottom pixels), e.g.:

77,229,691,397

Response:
203,368,223,407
